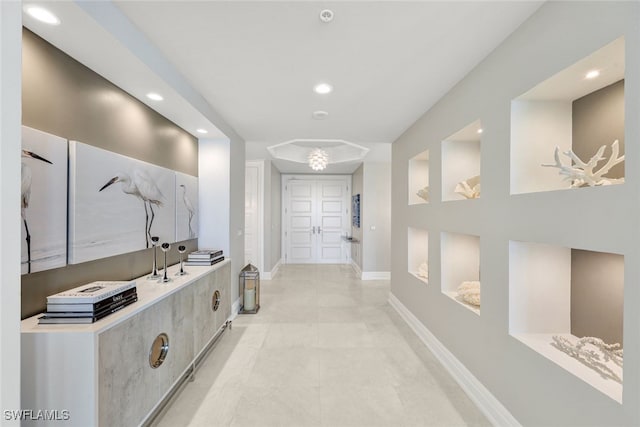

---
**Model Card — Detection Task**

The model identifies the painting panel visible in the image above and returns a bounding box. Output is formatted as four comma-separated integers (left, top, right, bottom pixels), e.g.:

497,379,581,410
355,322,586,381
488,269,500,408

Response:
21,126,68,274
69,141,176,264
175,172,198,241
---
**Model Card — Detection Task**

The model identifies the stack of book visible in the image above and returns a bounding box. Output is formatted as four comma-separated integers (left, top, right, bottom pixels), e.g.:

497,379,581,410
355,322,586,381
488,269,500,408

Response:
38,280,138,325
184,249,225,266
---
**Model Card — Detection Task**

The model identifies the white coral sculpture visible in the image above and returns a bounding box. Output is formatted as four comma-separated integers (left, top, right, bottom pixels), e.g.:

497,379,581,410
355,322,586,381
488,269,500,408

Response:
417,261,428,280
456,281,480,307
541,140,624,188
454,175,480,199
551,335,623,384
416,186,429,202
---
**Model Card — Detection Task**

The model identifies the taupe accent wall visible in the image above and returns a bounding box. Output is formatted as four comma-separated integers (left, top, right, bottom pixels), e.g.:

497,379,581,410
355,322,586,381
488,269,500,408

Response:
21,29,198,318
572,79,625,179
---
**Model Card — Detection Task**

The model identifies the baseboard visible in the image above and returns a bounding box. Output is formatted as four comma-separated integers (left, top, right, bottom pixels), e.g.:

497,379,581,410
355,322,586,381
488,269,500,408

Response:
350,260,362,278
262,258,282,280
361,271,390,280
388,293,520,427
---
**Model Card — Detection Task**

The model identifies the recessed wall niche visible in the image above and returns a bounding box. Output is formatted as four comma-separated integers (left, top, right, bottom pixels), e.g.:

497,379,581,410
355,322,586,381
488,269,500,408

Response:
509,241,624,402
442,120,481,201
408,150,429,205
510,37,625,194
441,232,480,314
408,227,429,284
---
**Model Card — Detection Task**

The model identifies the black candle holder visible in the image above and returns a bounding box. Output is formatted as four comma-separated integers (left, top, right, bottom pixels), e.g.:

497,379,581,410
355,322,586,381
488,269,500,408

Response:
159,242,172,283
176,245,187,276
147,236,161,280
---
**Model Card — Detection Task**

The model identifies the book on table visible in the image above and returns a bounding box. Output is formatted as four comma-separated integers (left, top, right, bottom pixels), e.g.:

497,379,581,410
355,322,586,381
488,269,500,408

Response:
46,287,137,313
46,280,136,304
38,295,138,324
184,256,225,266
187,249,223,260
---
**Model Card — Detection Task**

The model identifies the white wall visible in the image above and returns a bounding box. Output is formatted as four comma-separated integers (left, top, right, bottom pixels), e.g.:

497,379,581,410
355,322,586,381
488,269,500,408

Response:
391,2,640,424
1,2,22,422
268,163,282,271
362,162,391,273
229,136,246,303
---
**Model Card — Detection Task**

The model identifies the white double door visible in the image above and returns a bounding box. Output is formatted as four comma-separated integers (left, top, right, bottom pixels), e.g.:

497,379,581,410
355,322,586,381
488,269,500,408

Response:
284,176,350,264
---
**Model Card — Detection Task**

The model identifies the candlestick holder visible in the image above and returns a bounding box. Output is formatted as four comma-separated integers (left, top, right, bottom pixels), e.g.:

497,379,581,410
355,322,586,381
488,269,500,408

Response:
159,242,172,283
176,245,187,276
147,236,162,280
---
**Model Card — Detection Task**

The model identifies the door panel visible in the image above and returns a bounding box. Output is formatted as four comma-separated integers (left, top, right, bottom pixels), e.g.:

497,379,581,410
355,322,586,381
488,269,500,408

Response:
286,181,316,263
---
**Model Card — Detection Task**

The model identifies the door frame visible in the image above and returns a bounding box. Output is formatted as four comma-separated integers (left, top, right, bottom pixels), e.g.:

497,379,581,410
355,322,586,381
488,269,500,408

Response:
281,174,352,264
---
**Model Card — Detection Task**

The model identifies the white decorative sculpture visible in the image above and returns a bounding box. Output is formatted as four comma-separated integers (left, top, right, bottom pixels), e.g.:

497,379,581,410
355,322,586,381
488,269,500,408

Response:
417,261,428,280
456,281,480,307
454,175,480,199
551,335,623,384
541,140,625,188
416,186,429,202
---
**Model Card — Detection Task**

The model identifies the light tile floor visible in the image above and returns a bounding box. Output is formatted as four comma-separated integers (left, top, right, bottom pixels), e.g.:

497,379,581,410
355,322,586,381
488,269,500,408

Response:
154,264,490,427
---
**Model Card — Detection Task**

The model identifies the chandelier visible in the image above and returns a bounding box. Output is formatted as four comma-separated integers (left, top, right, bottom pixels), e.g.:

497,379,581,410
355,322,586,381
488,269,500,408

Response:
308,148,328,171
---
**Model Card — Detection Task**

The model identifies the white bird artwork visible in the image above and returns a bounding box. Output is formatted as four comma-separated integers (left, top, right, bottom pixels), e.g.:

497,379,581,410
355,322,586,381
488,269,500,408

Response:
179,184,196,238
21,149,53,274
99,170,165,248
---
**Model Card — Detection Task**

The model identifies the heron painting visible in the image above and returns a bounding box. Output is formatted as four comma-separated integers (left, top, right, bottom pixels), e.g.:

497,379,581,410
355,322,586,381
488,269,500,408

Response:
68,141,176,264
175,172,198,241
21,126,68,274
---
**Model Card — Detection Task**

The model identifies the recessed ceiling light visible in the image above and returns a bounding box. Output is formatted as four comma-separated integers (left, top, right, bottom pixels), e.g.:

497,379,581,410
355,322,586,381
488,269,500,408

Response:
146,92,163,101
314,83,333,95
585,70,600,79
24,5,60,25
477,128,483,134
312,111,329,120
196,129,208,134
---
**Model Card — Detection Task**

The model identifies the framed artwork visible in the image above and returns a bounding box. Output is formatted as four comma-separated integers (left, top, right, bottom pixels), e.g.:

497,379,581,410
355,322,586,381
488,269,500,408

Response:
352,194,361,228
21,126,68,274
175,172,198,241
68,141,176,264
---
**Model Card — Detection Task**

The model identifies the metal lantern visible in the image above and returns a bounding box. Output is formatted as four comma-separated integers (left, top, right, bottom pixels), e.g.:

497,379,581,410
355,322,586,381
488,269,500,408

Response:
239,263,260,314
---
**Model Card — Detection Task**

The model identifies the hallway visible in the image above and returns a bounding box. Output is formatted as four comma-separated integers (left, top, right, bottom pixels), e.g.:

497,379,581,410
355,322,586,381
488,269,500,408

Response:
154,264,490,427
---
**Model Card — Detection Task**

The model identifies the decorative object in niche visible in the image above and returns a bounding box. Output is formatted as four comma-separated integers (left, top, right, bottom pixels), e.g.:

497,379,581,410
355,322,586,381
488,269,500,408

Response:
159,243,171,283
176,172,198,241
551,335,622,384
68,141,176,264
148,236,161,280
541,140,624,188
454,175,481,199
456,281,480,307
416,186,429,202
176,245,187,276
417,261,429,280
21,126,68,274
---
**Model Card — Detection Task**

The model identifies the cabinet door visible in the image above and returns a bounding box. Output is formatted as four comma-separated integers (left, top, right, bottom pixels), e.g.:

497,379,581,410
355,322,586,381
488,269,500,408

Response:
193,262,231,357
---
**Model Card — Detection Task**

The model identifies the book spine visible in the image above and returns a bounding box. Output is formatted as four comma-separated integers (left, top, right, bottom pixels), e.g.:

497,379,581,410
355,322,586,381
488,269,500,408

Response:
94,296,138,320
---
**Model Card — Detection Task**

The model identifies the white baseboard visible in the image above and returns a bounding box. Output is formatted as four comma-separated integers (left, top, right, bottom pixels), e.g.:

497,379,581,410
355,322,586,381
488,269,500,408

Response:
388,293,520,427
350,260,362,278
262,258,282,280
361,271,390,280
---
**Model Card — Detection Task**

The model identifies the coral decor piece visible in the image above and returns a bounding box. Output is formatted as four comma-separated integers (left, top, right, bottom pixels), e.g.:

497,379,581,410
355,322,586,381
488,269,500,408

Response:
454,175,481,199
456,281,480,307
551,335,623,384
417,261,428,280
541,140,625,188
416,186,429,202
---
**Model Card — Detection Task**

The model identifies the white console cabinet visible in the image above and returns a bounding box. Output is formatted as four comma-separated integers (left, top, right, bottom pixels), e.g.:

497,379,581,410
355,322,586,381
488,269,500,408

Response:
21,260,232,427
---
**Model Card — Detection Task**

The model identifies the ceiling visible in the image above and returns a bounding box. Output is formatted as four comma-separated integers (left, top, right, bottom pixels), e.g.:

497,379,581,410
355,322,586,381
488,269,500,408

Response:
23,1,543,172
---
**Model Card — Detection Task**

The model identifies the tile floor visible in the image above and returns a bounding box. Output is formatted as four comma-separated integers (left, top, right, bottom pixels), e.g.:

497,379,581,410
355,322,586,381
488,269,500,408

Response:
153,264,490,427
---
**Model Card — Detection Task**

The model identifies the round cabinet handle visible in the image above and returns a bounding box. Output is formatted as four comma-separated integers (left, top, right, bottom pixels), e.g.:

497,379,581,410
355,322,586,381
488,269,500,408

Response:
149,333,169,369
212,290,221,312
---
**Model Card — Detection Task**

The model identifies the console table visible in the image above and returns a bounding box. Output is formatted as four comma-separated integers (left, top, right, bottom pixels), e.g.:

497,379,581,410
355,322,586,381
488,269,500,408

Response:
21,260,232,427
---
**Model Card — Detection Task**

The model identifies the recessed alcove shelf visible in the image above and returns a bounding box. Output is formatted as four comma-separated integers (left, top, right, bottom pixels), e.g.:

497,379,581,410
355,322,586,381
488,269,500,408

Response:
441,232,480,315
408,150,429,205
442,120,481,201
408,227,429,284
510,37,625,195
509,241,624,402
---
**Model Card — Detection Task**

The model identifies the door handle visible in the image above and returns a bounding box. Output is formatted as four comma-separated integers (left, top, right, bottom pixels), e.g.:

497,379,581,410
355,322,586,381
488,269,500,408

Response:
318,226,322,233
312,226,316,234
